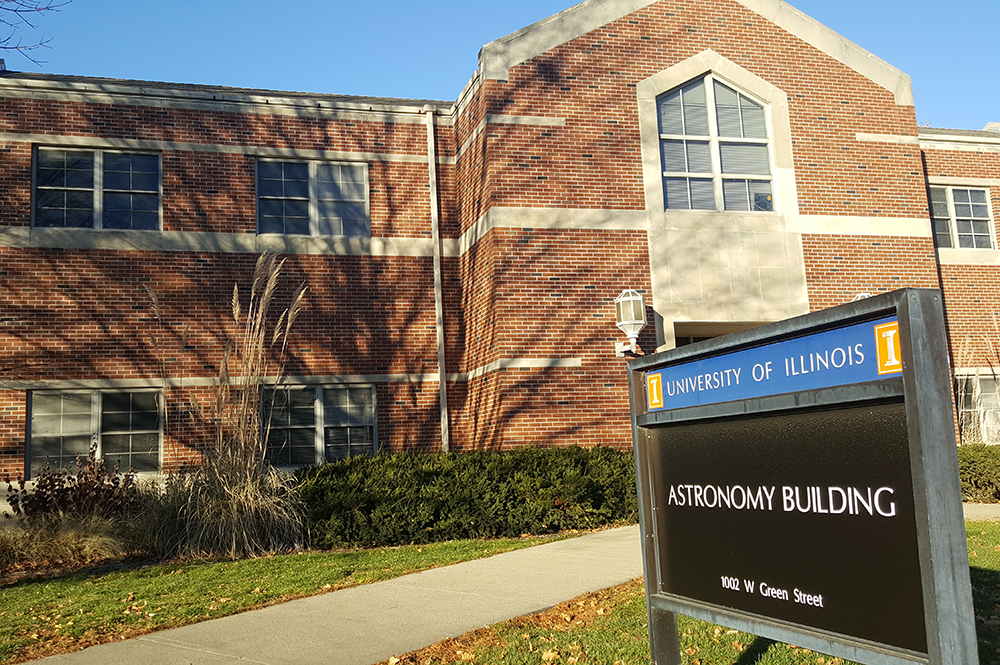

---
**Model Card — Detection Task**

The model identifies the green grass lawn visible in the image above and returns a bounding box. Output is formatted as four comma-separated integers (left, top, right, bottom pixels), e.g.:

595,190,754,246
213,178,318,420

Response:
0,535,559,664
4,522,1000,665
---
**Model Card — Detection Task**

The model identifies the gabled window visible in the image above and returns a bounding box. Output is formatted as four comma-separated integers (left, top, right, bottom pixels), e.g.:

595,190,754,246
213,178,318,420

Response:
263,385,377,466
257,160,369,236
930,186,993,249
28,390,161,478
658,75,773,212
34,148,161,230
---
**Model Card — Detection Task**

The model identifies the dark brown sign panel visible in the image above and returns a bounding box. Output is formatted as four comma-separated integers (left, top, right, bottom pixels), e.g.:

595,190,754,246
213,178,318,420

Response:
649,402,924,653
628,290,977,665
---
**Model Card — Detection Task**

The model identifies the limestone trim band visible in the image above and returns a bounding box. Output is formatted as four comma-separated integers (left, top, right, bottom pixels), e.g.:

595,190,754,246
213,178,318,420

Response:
0,358,585,391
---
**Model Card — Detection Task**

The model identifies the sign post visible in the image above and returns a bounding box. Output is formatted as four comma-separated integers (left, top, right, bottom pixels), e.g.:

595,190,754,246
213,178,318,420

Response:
627,289,977,665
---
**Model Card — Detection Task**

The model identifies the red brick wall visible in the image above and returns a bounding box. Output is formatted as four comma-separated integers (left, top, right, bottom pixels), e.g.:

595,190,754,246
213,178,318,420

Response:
461,0,924,221
801,235,940,312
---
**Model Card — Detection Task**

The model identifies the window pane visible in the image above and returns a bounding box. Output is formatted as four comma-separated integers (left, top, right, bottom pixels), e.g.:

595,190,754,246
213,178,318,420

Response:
284,179,309,199
339,203,366,220
750,181,773,211
975,235,993,249
258,162,283,179
259,217,284,234
103,171,131,190
716,106,742,138
658,90,683,135
284,216,309,234
285,200,308,217
37,190,66,209
723,179,749,211
686,142,712,174
689,179,715,210
680,80,708,135
37,168,67,188
741,103,767,139
343,218,369,236
131,173,159,192
131,212,158,230
324,428,349,461
259,179,285,198
664,178,690,210
720,143,770,175
661,140,686,172
315,180,340,199
315,217,343,236
953,189,971,204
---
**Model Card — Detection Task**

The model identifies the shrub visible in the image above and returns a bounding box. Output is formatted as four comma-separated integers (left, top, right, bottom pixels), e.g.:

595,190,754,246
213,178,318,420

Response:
3,445,137,523
297,446,637,548
958,444,1000,503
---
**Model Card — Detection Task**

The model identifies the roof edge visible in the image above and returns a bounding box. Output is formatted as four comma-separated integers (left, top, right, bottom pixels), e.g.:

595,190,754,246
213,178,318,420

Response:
478,0,913,106
0,72,454,116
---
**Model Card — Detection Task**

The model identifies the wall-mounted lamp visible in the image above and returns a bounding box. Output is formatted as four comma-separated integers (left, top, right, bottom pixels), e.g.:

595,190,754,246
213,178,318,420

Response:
614,289,647,357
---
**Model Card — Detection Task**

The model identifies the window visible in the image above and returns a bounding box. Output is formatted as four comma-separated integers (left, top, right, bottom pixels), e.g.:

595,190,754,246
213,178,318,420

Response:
957,376,1000,444
263,385,377,466
257,160,369,236
930,186,993,249
28,390,161,478
658,75,773,212
34,148,161,230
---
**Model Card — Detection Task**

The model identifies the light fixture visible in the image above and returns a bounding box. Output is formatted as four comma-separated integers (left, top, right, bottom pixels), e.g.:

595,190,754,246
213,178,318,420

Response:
614,289,647,357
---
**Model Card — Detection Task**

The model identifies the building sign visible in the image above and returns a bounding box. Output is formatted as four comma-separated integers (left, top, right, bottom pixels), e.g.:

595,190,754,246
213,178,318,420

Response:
644,316,901,412
627,290,977,665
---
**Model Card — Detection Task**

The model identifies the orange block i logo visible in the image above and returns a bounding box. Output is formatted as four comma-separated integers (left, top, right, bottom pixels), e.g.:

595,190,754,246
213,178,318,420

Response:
874,321,903,375
647,373,664,409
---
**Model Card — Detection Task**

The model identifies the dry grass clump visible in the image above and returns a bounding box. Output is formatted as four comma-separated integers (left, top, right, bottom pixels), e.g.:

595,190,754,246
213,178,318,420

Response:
136,252,308,560
0,515,128,573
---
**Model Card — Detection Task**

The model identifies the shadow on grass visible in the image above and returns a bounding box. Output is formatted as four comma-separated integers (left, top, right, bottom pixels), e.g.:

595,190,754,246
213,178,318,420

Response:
735,637,776,664
971,566,1000,665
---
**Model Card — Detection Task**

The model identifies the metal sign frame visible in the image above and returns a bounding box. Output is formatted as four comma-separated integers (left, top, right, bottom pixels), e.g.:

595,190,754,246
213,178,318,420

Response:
627,289,977,665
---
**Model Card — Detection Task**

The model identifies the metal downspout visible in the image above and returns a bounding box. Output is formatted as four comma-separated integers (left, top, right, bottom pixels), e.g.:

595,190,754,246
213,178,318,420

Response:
424,107,450,452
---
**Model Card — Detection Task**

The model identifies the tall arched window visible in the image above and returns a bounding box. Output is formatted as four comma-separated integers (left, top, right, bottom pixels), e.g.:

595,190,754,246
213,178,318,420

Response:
658,75,773,211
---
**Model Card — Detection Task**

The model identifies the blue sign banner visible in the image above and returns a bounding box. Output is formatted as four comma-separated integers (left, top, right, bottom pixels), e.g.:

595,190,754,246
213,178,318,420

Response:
645,316,902,411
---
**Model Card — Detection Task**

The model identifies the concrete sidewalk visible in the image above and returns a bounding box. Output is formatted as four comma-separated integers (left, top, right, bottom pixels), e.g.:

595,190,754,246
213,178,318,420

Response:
39,526,643,665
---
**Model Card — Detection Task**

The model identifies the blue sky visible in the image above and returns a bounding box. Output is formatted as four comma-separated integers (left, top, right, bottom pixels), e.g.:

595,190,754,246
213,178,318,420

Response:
6,0,999,130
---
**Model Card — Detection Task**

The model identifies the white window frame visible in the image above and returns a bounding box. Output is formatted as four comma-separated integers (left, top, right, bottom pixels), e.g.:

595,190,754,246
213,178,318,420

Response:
929,185,994,249
956,375,1000,444
263,384,378,467
32,146,162,230
256,159,370,237
27,389,163,479
657,73,775,212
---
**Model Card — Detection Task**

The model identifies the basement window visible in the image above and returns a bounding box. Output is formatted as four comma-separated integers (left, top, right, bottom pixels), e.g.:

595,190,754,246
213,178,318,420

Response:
28,390,161,478
257,160,370,237
263,385,377,466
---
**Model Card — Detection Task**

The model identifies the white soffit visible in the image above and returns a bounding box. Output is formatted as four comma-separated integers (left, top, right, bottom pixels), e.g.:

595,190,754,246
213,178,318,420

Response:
478,0,913,106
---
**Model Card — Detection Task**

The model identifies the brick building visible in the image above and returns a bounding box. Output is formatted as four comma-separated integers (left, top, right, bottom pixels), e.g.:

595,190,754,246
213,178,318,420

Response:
1,0,998,477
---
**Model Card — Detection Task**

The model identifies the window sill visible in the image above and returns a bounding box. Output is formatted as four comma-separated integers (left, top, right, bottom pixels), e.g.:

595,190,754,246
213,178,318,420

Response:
936,247,1000,266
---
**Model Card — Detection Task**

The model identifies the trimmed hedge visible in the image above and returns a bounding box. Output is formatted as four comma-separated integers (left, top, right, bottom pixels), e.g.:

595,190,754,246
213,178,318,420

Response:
296,446,637,548
958,444,1000,503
